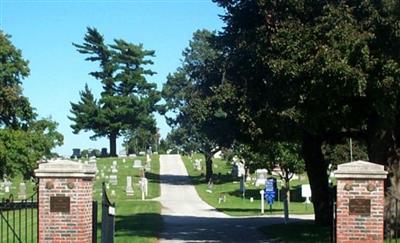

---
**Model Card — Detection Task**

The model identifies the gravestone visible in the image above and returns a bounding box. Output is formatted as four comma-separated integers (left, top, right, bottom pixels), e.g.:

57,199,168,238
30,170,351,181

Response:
126,176,134,196
255,169,268,186
139,151,145,156
110,175,118,186
71,148,81,159
133,160,142,168
145,161,151,171
111,161,118,173
231,162,245,178
334,160,387,243
100,148,108,157
18,182,27,200
129,154,136,158
194,159,202,171
4,180,11,193
118,149,127,157
140,177,148,200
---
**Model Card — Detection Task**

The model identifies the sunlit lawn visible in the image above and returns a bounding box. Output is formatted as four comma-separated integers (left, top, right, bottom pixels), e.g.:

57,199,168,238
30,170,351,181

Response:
93,155,162,243
182,154,314,216
0,155,162,243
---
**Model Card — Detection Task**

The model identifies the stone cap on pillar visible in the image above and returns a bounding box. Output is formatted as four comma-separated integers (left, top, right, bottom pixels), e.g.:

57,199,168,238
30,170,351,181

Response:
34,159,96,178
334,160,387,179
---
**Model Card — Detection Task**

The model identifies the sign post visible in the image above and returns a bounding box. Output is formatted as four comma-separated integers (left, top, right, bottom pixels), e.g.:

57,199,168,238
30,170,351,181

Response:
260,190,265,214
265,178,276,214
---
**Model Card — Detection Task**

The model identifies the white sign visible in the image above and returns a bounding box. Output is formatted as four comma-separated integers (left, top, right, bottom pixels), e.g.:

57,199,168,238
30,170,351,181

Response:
301,184,312,204
108,206,115,216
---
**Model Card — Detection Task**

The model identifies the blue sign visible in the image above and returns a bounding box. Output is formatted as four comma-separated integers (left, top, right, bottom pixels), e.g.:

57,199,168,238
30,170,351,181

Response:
264,178,276,205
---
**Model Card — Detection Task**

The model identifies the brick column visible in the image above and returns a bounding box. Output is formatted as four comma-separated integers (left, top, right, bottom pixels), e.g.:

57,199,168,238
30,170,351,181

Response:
334,160,387,243
35,159,96,243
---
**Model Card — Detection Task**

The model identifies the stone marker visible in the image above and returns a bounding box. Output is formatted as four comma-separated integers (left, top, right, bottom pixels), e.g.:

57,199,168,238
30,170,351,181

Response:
126,176,134,196
334,160,387,243
133,160,142,168
100,148,108,157
4,180,11,193
18,182,27,200
140,177,148,200
194,159,201,171
255,169,268,186
110,175,118,186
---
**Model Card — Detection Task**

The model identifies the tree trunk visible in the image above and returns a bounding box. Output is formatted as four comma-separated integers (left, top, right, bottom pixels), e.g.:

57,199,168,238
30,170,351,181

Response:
109,132,117,157
302,132,331,226
285,179,291,205
204,152,213,182
367,115,398,232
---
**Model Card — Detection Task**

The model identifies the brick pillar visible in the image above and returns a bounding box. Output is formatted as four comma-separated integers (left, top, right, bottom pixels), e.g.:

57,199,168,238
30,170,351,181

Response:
334,160,387,243
35,159,96,243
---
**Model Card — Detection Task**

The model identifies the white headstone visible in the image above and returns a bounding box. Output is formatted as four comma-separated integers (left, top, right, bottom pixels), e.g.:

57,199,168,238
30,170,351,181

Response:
194,159,201,171
133,160,142,168
18,182,27,199
110,175,118,186
126,176,134,196
140,177,148,200
255,169,268,186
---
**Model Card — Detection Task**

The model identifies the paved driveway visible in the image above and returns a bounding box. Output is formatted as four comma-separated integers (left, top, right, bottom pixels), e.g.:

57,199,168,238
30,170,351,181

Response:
158,154,313,243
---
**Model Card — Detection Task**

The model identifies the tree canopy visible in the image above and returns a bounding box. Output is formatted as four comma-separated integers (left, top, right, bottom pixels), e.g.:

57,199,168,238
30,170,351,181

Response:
162,29,236,181
70,27,160,156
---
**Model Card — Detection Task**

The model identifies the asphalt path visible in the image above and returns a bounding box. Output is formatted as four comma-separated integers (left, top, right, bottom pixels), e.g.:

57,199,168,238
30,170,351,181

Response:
158,154,313,243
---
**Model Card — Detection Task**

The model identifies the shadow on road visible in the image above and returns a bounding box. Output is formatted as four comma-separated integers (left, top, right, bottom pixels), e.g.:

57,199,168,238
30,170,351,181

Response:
159,214,311,243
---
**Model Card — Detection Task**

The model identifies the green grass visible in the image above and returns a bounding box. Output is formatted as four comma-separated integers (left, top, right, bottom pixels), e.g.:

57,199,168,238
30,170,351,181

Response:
259,222,330,242
0,208,38,242
93,155,162,243
0,155,162,243
182,154,314,216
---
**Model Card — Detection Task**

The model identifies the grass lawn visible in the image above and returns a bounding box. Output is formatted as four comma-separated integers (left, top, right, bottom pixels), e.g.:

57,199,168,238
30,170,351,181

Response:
93,155,162,243
0,154,162,243
182,154,314,216
259,222,330,242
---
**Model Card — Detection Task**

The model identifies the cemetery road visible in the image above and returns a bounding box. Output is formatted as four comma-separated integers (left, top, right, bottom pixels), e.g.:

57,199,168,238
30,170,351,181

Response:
158,155,312,243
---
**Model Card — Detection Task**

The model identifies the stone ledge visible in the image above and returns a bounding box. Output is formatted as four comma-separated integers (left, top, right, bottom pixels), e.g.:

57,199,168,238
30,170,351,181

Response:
334,160,387,179
34,159,96,178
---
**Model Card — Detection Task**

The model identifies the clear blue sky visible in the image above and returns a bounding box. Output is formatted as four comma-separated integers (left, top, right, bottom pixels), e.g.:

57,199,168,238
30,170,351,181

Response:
0,0,224,156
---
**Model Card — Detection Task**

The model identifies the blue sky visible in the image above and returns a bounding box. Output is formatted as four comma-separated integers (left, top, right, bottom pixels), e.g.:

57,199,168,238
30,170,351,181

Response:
0,0,224,156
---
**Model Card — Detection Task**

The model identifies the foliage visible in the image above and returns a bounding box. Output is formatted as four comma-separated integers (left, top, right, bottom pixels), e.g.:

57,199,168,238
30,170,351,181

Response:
0,31,35,129
212,0,400,225
323,139,369,172
70,27,160,156
162,29,236,181
123,124,157,154
0,119,63,179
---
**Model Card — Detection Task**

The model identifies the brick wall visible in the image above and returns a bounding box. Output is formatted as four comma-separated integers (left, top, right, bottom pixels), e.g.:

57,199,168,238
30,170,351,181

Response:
38,178,93,243
336,179,384,243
